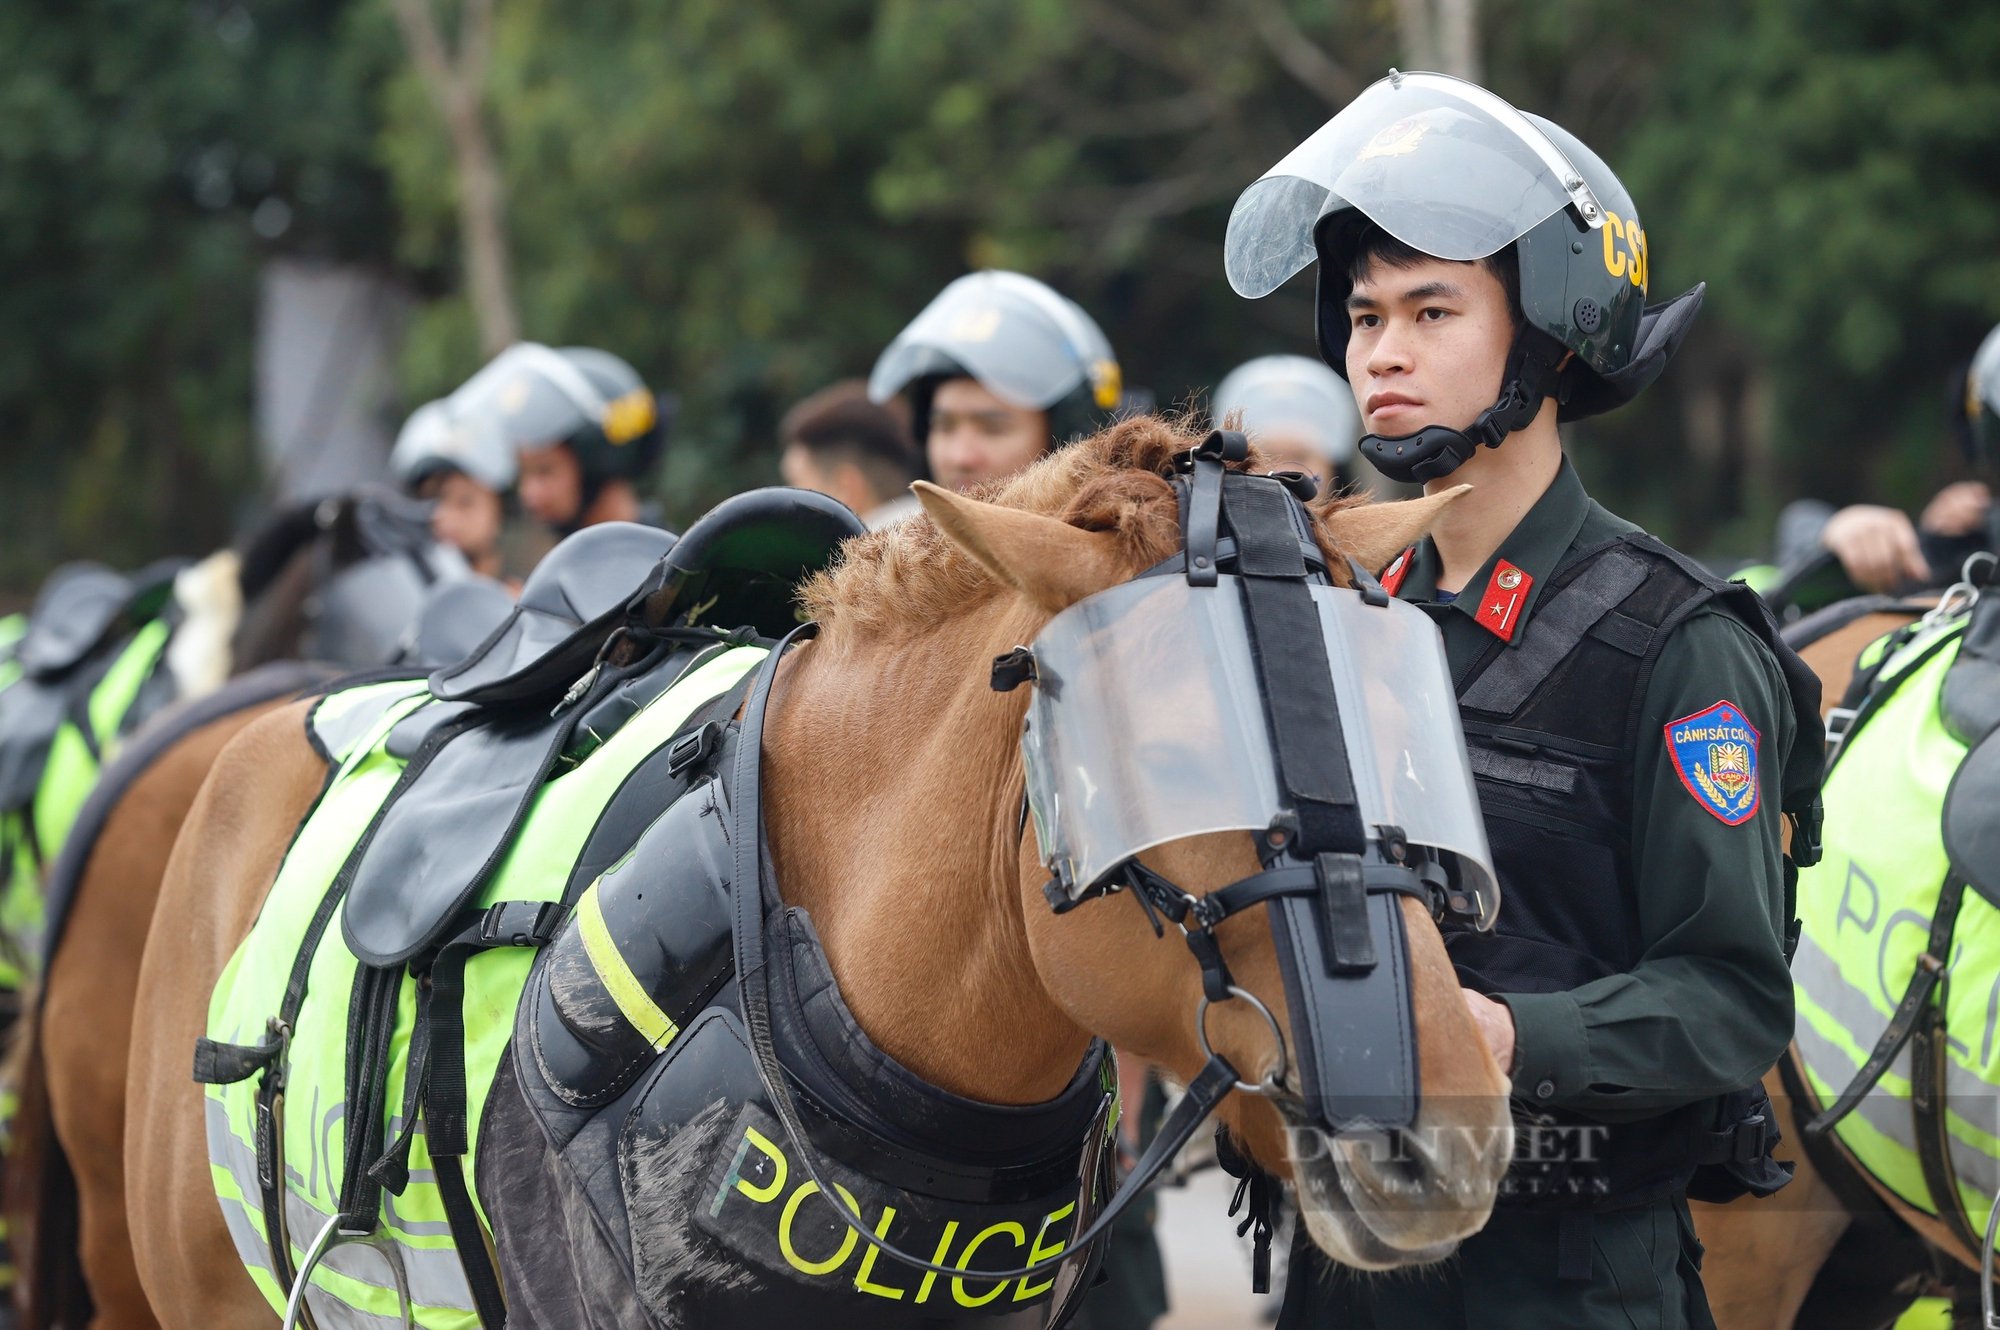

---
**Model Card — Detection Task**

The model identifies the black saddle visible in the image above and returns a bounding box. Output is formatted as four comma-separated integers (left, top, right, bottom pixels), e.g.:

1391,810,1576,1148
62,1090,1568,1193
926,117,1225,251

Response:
401,576,517,671
631,487,867,640
11,559,181,680
431,489,862,708
0,558,184,819
1942,588,2000,748
1945,725,2000,910
344,488,864,967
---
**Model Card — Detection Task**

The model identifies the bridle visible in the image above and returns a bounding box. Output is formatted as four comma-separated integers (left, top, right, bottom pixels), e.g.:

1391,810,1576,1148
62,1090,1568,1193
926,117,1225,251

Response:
723,428,1497,1305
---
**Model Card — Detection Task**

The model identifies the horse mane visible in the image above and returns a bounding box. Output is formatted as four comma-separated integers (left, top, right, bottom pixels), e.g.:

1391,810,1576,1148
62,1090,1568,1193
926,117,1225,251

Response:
800,412,1356,639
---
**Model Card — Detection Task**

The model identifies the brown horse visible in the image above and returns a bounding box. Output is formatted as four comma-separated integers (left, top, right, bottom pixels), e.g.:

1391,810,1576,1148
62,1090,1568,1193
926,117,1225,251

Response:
7,493,488,1330
1693,596,1954,1330
8,665,327,1330
122,419,1515,1327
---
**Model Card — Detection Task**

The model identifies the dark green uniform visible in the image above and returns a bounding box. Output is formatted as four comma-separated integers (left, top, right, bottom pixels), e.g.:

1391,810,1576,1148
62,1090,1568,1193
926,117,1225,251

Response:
1279,459,1797,1330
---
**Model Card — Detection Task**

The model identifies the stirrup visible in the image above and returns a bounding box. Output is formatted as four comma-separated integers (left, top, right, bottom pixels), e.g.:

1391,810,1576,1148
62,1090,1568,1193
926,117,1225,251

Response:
281,1212,415,1330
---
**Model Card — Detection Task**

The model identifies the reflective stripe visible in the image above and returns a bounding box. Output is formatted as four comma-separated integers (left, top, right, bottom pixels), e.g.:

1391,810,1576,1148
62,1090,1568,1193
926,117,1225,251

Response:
205,1098,480,1318
577,884,678,1047
1793,931,2000,1123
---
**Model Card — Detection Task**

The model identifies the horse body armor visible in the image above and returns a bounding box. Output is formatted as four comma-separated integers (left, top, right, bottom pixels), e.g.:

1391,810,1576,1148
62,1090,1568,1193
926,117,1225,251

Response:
1793,596,2000,1246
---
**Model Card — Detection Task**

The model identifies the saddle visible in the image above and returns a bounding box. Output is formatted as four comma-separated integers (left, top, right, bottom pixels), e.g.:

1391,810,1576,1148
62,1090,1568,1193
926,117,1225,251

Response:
0,559,184,831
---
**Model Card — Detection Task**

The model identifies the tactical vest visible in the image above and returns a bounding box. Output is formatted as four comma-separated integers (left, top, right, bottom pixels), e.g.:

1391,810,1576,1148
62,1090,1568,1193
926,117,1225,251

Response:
1791,589,2000,1253
1443,532,1821,1211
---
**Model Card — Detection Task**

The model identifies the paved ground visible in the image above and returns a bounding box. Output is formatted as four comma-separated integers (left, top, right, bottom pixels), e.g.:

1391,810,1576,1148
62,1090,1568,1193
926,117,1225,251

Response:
1155,1169,1277,1329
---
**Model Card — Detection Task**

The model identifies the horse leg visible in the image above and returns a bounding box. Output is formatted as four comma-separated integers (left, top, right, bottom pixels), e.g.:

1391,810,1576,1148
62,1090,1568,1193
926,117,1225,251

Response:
124,703,321,1330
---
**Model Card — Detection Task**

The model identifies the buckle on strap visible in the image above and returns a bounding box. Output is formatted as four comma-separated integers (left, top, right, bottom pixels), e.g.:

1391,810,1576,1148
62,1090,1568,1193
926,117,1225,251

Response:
1823,705,1859,766
477,899,564,948
665,720,724,778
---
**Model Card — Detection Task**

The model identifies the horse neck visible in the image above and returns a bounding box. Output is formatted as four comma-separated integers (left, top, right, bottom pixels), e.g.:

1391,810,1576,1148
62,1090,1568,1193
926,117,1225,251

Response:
760,605,1091,1106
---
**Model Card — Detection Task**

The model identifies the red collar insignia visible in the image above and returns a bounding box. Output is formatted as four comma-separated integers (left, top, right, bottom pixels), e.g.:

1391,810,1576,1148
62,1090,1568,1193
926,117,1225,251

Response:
1380,546,1415,597
1473,559,1533,641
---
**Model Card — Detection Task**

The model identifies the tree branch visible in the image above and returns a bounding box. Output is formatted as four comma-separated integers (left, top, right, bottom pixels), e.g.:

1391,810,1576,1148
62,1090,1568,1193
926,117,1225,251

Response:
387,0,519,352
1234,0,1360,108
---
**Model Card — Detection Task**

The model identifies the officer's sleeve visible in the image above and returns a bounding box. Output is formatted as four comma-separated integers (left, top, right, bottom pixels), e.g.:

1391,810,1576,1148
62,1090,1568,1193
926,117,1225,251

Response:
1498,607,1796,1120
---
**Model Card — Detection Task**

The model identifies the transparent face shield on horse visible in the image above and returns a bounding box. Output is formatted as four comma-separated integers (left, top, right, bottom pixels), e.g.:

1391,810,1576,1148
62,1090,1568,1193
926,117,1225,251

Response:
1019,574,1497,928
1224,70,1604,299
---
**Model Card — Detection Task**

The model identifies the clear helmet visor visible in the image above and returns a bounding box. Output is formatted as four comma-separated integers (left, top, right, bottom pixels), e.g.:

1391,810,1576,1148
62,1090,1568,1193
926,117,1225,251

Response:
1225,71,1604,298
1021,574,1497,925
390,400,518,491
1970,324,2000,420
869,272,1118,412
448,342,607,452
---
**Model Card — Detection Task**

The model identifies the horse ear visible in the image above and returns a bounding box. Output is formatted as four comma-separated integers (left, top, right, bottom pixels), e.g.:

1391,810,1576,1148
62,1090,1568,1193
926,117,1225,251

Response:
914,481,1129,614
1319,485,1471,574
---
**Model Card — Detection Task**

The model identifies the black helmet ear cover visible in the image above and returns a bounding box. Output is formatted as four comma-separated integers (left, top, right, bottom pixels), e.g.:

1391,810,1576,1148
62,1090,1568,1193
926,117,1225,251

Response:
1559,283,1706,422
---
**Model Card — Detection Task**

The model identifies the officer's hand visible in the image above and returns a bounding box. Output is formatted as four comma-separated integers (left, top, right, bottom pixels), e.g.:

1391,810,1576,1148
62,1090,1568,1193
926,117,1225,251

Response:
1820,504,1929,593
1461,989,1516,1076
1918,481,1992,537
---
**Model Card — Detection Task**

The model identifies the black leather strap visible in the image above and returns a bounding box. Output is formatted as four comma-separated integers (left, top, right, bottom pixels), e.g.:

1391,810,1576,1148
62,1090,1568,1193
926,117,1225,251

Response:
1911,1004,1983,1258
1806,877,1965,1138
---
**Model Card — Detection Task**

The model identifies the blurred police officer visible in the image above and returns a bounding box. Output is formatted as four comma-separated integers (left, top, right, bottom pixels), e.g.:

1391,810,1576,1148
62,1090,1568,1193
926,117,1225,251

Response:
1212,353,1361,490
451,342,671,535
389,398,515,579
869,270,1124,492
777,380,924,528
1224,72,1825,1329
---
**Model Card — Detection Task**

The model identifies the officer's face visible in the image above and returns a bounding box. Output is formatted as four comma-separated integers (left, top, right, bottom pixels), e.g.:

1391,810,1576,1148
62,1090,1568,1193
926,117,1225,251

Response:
417,470,504,563
517,441,583,528
1343,255,1514,439
926,378,1050,493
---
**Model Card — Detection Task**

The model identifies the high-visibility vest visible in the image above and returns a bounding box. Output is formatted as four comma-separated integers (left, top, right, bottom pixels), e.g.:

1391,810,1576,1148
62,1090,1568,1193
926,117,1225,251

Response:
1792,610,2000,1233
203,648,766,1329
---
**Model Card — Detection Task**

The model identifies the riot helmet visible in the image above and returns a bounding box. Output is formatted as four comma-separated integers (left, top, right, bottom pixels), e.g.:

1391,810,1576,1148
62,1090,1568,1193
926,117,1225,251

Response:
1212,354,1361,477
388,399,517,493
868,271,1124,450
1224,71,1704,484
450,342,671,516
1965,323,2000,469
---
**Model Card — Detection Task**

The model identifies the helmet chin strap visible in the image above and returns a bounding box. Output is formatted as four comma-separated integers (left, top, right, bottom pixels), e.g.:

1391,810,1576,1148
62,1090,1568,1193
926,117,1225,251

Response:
1358,332,1569,484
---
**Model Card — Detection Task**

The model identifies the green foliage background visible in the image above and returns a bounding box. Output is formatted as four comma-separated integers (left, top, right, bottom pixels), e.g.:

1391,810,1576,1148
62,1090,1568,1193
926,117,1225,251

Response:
4,0,1997,599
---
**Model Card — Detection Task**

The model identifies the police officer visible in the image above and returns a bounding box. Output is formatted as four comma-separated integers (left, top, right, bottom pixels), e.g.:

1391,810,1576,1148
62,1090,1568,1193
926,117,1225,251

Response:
868,270,1125,493
1223,72,1824,1328
1212,353,1361,490
389,398,515,579
450,342,671,535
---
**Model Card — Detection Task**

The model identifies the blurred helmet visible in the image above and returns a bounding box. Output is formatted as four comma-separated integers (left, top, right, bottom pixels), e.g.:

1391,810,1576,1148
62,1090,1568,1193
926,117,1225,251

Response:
1212,355,1361,469
869,271,1123,448
450,342,672,493
1225,71,1704,483
1965,323,2000,469
388,399,517,493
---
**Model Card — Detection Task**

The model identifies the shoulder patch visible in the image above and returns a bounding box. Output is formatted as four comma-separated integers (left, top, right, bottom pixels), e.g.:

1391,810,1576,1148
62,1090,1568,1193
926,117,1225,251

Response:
1664,699,1761,825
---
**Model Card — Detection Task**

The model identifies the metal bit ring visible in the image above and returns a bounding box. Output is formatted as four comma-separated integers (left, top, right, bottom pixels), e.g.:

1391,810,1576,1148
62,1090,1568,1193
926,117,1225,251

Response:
1197,984,1288,1095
